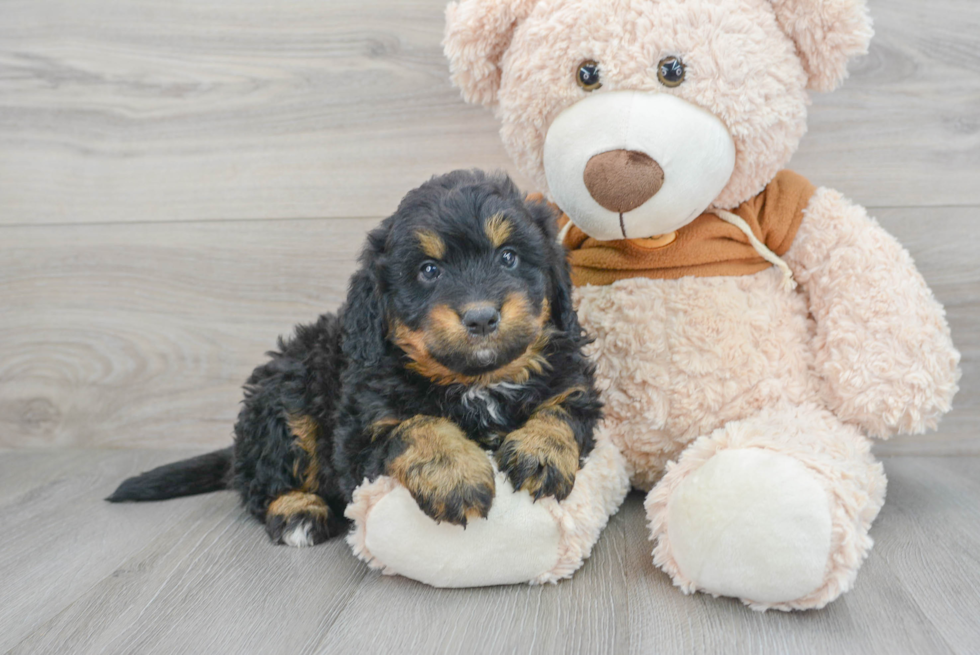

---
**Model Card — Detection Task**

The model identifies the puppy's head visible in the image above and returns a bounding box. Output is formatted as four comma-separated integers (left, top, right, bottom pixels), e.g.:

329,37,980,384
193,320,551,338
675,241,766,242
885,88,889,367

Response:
342,170,579,386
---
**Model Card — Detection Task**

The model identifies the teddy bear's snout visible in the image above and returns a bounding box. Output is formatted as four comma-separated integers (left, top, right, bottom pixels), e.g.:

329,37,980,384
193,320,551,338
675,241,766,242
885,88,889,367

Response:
584,149,665,214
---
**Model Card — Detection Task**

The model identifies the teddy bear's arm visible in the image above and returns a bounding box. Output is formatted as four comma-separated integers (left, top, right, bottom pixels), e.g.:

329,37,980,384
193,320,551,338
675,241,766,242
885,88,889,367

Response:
782,188,961,438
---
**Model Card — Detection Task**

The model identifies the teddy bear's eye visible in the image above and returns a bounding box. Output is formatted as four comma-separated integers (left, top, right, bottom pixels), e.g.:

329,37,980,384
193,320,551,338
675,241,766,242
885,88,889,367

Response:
576,60,602,92
657,56,686,87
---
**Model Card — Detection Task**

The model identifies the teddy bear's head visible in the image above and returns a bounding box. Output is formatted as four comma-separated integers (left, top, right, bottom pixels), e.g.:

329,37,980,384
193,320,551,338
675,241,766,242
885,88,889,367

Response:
445,0,872,240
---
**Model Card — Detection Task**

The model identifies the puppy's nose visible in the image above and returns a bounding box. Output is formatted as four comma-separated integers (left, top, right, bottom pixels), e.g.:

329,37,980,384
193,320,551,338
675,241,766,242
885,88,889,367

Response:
584,149,665,213
462,306,501,337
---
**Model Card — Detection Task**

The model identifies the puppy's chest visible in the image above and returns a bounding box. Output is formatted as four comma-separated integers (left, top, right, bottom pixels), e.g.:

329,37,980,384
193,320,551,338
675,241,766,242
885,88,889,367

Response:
454,384,527,447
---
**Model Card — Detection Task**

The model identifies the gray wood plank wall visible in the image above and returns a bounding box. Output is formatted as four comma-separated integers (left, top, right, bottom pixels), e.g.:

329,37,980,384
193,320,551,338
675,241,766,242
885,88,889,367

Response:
1,0,978,454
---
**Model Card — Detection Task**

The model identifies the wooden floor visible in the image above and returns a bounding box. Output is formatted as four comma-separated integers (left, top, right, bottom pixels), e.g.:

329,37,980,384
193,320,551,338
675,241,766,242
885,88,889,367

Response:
2,0,979,653
0,449,977,655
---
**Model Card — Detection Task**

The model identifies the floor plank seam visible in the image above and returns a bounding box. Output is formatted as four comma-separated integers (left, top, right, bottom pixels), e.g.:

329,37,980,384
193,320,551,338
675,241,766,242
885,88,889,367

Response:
3,203,980,231
0,215,388,230
878,453,980,458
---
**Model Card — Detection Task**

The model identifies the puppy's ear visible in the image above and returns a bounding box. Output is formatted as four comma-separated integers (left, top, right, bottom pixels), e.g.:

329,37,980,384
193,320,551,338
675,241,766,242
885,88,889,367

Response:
770,0,873,92
548,254,582,339
525,198,581,338
341,224,391,367
443,0,542,106
525,195,559,243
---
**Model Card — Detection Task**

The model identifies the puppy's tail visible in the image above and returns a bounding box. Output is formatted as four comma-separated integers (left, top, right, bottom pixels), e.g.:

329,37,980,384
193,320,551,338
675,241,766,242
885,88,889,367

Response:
106,447,233,502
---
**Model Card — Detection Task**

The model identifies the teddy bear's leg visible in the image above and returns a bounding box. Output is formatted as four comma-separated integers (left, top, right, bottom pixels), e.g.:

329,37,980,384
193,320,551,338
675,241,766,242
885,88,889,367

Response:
645,404,886,611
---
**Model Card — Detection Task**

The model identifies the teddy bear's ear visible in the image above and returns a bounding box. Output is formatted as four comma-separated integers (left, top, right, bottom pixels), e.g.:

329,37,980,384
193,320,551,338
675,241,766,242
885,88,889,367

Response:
443,0,542,106
771,0,874,92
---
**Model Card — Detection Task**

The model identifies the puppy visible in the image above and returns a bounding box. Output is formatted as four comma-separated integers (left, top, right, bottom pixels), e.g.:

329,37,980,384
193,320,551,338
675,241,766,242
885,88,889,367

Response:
108,170,602,547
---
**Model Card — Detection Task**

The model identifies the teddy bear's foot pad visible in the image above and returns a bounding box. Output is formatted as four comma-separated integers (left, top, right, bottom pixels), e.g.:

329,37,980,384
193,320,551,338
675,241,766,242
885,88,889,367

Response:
666,448,832,604
358,472,561,587
346,435,631,587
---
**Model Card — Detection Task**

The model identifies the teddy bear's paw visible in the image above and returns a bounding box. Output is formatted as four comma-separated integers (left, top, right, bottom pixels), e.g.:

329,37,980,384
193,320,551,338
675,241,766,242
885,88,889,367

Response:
664,448,833,605
495,423,579,502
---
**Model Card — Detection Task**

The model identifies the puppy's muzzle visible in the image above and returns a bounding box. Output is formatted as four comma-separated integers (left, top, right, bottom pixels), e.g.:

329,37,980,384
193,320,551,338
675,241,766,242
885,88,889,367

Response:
584,149,665,214
462,305,501,337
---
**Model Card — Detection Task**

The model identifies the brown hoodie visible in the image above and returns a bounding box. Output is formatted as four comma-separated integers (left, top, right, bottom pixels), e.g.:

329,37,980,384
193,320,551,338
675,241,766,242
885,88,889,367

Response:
548,170,816,287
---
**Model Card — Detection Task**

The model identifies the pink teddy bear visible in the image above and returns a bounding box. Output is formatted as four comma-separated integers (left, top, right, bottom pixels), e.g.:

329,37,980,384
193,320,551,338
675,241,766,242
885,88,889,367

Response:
445,0,960,610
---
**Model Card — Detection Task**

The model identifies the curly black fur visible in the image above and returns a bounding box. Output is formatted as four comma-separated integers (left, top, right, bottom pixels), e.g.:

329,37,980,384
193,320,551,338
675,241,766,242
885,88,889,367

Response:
108,170,602,546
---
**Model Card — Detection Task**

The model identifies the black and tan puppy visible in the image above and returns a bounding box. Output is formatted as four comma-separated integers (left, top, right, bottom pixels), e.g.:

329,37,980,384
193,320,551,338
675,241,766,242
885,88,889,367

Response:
108,170,602,547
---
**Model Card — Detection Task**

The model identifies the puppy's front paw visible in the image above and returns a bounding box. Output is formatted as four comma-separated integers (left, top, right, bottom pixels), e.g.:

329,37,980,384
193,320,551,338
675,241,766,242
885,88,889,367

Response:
496,414,579,502
265,491,341,547
388,416,495,526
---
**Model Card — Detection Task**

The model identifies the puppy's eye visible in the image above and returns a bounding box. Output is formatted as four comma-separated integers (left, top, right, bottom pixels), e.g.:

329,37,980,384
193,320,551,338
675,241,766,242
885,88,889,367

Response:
499,248,519,269
418,261,441,282
576,60,602,91
657,56,686,87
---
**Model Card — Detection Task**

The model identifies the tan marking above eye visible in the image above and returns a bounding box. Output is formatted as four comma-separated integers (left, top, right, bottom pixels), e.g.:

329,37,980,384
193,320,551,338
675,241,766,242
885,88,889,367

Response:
416,230,446,260
484,214,514,248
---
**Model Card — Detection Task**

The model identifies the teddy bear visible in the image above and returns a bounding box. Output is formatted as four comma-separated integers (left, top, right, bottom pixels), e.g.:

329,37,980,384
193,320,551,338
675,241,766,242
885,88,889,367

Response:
441,0,961,610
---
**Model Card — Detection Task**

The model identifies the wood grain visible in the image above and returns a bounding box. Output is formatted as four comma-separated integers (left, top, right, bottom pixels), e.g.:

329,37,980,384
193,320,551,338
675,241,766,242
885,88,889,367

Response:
870,457,980,654
0,0,526,226
793,0,980,209
1,208,975,452
9,492,367,655
1,0,979,226
0,217,371,449
319,514,632,654
0,450,228,652
3,451,979,654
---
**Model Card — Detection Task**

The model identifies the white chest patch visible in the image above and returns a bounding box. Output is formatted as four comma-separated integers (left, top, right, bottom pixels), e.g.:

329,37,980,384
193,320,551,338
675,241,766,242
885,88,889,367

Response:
462,387,502,424
460,382,526,432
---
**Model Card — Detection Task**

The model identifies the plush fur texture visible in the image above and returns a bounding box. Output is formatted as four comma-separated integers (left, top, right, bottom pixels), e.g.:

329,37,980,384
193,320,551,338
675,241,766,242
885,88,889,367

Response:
573,190,958,609
445,0,872,210
346,429,629,586
575,265,815,489
645,403,886,611
571,190,959,490
543,90,738,240
771,0,874,92
783,188,961,437
446,0,959,610
109,170,604,551
662,448,834,605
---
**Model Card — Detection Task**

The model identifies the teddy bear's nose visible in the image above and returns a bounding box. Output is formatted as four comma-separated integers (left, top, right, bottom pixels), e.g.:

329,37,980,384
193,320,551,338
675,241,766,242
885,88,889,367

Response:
584,150,665,213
